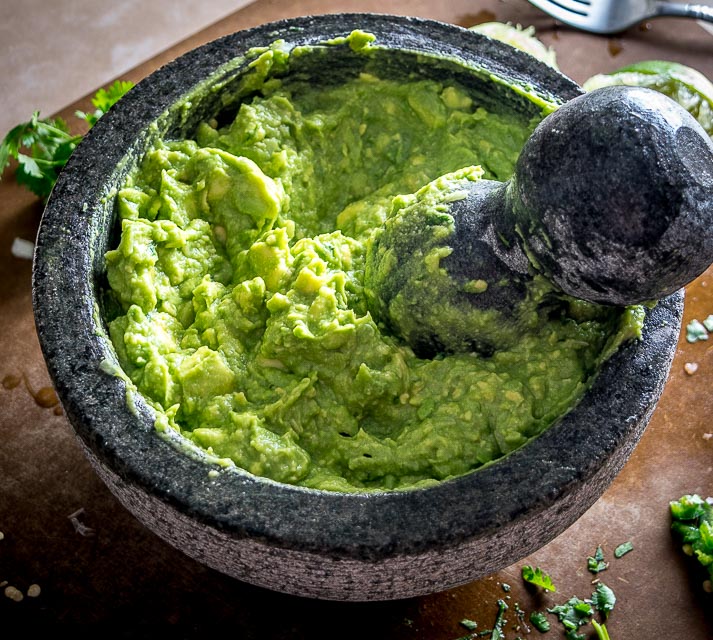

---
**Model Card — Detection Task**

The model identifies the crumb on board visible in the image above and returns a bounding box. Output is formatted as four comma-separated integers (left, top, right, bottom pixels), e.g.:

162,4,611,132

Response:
684,362,699,375
68,508,96,537
1,580,41,601
10,237,34,260
4,585,23,602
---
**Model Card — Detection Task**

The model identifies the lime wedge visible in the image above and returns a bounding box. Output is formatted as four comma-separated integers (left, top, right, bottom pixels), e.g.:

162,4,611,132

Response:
583,60,713,137
469,22,558,69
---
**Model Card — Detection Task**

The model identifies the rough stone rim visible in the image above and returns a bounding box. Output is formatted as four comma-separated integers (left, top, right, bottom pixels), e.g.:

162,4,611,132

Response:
32,13,681,563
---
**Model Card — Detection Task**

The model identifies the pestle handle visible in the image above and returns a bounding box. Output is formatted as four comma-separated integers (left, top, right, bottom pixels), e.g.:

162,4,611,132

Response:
505,85,713,306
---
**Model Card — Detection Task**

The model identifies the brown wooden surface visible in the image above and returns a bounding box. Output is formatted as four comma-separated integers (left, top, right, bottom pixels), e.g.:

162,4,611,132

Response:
2,0,713,635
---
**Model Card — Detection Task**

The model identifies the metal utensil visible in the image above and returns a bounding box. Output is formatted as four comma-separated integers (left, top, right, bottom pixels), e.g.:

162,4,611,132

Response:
527,0,713,34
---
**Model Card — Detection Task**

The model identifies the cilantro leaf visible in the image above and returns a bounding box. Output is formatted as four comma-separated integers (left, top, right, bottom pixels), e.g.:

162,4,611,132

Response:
76,79,134,126
522,565,557,592
587,546,609,573
590,582,616,618
15,154,57,199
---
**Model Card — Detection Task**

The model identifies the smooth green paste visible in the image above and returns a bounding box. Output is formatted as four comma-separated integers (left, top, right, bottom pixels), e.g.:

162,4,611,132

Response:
104,33,644,492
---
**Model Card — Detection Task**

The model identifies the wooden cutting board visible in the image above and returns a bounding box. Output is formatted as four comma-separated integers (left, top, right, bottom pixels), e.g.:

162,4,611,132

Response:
2,0,712,635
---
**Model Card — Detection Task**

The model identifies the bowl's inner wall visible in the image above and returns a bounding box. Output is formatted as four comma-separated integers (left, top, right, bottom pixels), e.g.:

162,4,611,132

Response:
97,35,569,346
95,31,586,491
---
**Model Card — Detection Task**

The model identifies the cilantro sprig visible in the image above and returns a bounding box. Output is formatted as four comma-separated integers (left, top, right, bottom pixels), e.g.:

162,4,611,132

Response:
0,79,134,200
0,114,81,200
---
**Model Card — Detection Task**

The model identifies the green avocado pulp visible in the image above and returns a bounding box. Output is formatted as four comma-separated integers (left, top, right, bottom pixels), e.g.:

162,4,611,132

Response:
104,33,645,492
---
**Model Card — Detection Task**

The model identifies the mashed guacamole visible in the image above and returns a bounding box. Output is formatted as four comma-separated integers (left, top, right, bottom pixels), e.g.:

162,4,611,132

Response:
104,33,644,492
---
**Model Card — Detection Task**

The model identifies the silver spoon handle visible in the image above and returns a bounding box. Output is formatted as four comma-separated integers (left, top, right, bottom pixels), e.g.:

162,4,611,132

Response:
652,2,713,22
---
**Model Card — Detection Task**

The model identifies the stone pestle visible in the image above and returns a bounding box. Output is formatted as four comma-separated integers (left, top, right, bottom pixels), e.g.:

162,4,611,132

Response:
364,85,713,357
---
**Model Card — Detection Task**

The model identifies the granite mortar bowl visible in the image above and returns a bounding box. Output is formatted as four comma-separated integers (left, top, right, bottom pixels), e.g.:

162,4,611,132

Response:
31,13,682,601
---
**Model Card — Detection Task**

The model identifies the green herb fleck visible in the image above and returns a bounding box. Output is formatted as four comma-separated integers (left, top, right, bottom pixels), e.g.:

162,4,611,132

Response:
686,319,709,343
590,582,616,618
591,620,612,640
460,619,478,631
547,597,593,632
613,541,633,558
529,611,551,633
490,599,509,640
703,315,713,332
501,583,511,592
670,494,713,586
522,565,557,592
587,546,609,574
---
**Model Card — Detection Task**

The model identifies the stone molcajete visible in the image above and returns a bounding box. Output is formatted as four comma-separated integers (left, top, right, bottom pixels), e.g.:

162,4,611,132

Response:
31,14,688,601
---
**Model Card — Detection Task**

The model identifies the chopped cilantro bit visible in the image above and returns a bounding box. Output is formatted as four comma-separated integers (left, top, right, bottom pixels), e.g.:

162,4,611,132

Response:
704,315,713,332
548,597,592,631
591,620,612,640
490,599,508,640
501,582,511,592
587,546,609,573
686,319,709,343
460,619,478,631
613,541,633,558
590,582,616,618
670,494,713,586
529,611,551,633
522,565,557,592
671,494,712,521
